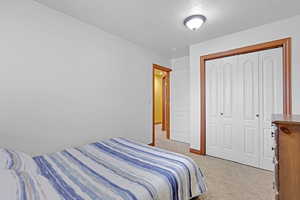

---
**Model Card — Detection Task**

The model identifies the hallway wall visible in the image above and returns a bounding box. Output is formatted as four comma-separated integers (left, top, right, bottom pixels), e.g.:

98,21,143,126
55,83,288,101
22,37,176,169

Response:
154,74,163,123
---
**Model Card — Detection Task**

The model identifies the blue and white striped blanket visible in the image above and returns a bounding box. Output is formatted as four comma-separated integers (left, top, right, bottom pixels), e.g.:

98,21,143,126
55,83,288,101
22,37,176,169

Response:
33,138,207,200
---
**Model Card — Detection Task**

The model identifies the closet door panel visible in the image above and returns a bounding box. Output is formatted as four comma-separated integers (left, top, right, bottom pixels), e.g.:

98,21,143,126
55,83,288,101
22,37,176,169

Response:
238,52,260,167
207,125,218,147
222,125,233,149
206,60,219,118
263,128,274,158
260,48,283,170
220,62,233,118
261,48,283,126
243,61,258,120
206,60,221,156
219,56,238,161
244,127,256,154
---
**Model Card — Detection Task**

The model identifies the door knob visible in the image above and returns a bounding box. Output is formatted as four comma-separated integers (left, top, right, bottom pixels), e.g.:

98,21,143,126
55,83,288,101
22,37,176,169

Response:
256,114,259,118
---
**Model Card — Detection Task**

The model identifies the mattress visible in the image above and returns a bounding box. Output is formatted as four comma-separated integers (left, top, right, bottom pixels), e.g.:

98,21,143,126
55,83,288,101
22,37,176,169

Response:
33,138,207,200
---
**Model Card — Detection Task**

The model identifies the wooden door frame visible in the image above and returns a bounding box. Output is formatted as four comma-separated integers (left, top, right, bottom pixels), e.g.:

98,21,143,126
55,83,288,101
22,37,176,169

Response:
191,38,292,155
162,76,167,131
152,64,172,146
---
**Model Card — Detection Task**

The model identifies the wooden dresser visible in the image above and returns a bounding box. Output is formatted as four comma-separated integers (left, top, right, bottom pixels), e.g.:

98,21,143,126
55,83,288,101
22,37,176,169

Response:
272,114,300,200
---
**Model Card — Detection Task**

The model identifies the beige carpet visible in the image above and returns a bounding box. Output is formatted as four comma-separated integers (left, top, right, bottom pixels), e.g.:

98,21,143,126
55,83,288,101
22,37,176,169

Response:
154,125,274,200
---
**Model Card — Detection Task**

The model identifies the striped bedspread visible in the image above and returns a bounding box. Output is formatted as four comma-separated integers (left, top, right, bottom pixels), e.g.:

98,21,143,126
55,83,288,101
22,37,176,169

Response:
33,138,207,200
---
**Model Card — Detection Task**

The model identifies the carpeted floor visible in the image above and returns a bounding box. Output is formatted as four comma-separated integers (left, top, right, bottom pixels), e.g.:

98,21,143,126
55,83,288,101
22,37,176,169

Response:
154,125,274,200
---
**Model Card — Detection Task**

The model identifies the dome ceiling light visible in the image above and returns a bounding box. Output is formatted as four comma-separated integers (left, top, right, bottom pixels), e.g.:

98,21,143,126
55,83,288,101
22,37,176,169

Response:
183,15,207,31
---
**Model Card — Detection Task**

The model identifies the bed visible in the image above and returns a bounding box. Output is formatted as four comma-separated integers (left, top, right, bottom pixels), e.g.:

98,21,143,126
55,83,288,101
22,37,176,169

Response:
1,137,207,200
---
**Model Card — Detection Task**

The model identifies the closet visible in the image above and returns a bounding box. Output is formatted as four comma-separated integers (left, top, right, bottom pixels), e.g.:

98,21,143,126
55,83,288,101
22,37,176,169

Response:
206,47,283,170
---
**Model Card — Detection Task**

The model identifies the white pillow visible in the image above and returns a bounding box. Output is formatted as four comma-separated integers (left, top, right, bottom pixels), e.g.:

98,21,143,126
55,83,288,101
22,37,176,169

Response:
0,170,61,200
0,148,40,174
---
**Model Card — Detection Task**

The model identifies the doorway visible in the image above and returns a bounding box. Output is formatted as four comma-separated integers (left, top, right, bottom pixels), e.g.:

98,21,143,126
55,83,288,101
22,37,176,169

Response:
152,64,172,146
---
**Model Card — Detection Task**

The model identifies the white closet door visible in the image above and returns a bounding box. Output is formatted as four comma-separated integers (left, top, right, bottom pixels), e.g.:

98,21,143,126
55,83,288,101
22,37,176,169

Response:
218,56,239,162
206,56,239,161
205,47,283,170
237,52,260,167
259,48,283,170
206,59,221,157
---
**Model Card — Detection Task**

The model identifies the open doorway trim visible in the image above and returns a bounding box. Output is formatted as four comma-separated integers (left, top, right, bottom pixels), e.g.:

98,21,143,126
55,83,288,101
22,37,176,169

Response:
191,37,292,155
162,76,167,131
152,64,172,146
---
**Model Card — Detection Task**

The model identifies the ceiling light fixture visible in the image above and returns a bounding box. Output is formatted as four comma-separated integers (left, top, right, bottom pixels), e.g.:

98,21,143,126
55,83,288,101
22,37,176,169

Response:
183,15,206,31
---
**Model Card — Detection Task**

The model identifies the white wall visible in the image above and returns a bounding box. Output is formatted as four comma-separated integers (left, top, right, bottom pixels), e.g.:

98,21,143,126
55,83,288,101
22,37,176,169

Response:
0,0,168,155
190,15,300,150
170,56,190,143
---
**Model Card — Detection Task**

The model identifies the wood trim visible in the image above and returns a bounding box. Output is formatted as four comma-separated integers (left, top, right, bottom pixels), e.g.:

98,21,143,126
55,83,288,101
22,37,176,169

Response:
152,66,155,146
153,64,172,72
189,148,202,155
201,38,291,61
282,38,292,114
200,38,292,155
148,142,154,146
200,57,206,155
154,122,162,125
152,64,172,145
162,76,166,131
166,72,171,139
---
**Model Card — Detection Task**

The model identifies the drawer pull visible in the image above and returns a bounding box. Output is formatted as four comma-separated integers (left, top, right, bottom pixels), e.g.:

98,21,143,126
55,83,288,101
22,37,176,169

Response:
280,127,291,134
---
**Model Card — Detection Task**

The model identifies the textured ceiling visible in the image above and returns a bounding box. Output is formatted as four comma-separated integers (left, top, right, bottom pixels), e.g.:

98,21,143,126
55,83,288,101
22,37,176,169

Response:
34,0,300,58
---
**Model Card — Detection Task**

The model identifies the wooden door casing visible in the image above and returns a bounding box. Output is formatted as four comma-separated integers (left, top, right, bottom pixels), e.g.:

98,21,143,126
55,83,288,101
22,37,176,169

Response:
195,38,292,156
205,48,283,169
152,64,172,146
